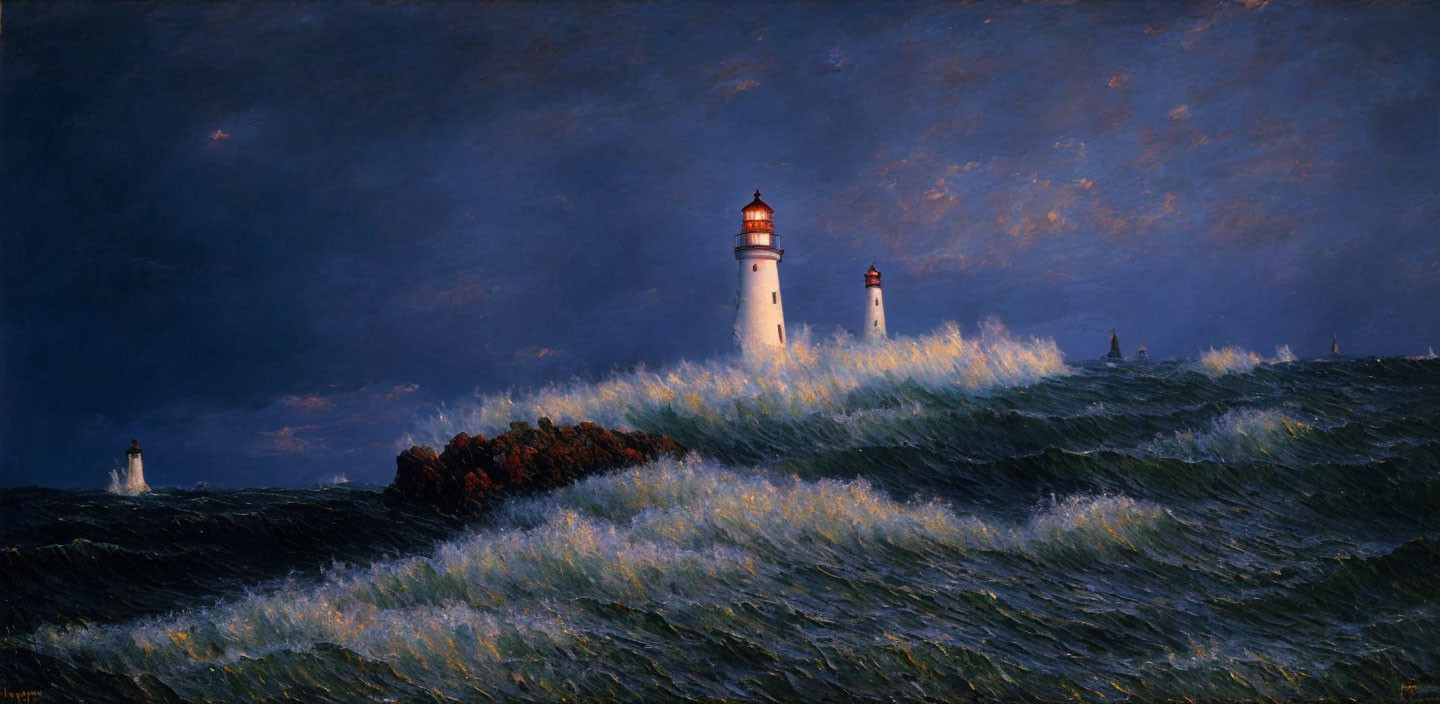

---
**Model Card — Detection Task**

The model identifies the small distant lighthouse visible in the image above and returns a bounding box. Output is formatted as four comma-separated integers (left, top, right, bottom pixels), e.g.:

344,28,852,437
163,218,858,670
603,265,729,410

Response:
864,264,887,341
122,438,150,494
733,190,787,353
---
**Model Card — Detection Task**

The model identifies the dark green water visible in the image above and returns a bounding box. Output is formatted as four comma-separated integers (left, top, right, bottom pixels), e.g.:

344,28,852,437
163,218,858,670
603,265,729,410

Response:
4,357,1439,702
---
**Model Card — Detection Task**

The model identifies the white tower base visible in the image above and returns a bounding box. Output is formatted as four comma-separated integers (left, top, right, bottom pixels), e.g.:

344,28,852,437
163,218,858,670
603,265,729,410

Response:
125,455,149,494
735,251,786,353
111,443,151,495
865,286,886,341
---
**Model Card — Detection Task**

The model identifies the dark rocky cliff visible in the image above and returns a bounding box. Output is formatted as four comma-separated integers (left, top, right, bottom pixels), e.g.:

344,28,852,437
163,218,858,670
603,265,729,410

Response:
385,418,685,516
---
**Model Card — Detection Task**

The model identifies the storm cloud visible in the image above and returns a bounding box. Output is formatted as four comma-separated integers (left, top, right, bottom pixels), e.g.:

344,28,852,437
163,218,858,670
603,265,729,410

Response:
2,1,1437,487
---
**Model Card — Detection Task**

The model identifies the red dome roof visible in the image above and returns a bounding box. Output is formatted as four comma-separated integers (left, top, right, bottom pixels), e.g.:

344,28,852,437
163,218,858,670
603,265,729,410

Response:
742,190,774,215
740,189,776,235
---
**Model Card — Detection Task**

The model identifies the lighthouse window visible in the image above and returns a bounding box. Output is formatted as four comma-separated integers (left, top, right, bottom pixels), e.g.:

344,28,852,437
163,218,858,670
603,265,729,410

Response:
752,264,758,272
874,299,879,307
873,320,878,327
772,292,777,304
777,324,784,343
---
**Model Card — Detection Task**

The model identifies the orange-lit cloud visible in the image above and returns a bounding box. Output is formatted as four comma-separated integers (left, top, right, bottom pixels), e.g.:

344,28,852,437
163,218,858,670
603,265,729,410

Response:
436,271,492,309
984,174,1111,250
706,57,771,99
515,346,565,362
1210,198,1303,246
281,394,333,411
1052,137,1087,163
375,384,419,401
258,426,312,455
725,79,760,95
905,251,971,277
1088,191,1184,244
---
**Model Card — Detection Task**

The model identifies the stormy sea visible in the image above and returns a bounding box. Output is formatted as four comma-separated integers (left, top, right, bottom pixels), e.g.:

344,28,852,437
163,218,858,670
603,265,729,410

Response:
4,323,1439,703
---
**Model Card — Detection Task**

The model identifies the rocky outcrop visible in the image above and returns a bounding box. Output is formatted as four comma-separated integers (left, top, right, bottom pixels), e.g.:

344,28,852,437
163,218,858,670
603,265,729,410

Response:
384,418,684,516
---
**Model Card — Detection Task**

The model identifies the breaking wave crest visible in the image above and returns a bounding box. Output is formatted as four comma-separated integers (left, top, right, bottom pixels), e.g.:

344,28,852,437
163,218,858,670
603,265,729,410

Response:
1145,408,1315,463
408,320,1066,450
1190,344,1296,376
33,456,1177,702
14,356,1440,702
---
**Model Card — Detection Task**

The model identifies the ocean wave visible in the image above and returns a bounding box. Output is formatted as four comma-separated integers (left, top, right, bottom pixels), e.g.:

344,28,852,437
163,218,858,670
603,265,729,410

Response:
32,456,1175,701
16,357,1440,702
0,488,459,634
1190,344,1295,377
1144,408,1314,464
407,320,1067,450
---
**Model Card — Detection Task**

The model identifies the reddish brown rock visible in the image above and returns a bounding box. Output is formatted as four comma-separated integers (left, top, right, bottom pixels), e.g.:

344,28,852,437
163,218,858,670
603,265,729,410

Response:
384,418,685,516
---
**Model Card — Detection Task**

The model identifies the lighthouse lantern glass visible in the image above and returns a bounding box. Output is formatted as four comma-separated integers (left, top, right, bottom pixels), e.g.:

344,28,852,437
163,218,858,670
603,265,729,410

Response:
739,231,776,247
736,192,780,251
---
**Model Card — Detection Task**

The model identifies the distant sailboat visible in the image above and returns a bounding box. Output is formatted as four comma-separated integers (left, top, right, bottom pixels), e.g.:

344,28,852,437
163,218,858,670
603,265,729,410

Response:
1330,334,1340,357
1106,329,1123,359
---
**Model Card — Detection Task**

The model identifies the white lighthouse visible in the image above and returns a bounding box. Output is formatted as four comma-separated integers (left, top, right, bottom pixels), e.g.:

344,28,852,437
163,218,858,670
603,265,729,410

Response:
112,438,150,495
733,190,787,354
864,264,887,341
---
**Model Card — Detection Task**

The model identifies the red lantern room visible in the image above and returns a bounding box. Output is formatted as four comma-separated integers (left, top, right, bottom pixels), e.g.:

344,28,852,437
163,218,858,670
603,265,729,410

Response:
741,190,774,234
735,189,782,253
865,264,882,288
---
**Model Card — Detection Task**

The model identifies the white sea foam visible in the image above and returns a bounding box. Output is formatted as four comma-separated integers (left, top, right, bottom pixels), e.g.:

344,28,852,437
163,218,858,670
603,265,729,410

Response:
36,456,1170,701
106,467,150,496
1146,408,1313,463
1190,344,1295,377
408,320,1067,449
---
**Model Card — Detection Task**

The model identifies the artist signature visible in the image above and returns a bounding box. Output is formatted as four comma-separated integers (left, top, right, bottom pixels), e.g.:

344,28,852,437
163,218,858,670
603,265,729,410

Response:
1403,683,1440,702
0,689,43,704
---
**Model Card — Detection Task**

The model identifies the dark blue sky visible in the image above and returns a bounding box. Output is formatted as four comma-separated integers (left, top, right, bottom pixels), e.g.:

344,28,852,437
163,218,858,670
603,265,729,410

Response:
3,1,1437,488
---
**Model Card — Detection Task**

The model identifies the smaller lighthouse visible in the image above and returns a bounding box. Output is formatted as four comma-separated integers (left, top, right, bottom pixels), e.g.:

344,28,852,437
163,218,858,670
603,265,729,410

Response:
864,264,887,342
117,438,150,495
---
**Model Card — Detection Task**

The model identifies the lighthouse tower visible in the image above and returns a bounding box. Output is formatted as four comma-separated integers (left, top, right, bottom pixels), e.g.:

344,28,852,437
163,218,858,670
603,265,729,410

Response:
733,190,787,353
123,438,149,494
864,264,887,341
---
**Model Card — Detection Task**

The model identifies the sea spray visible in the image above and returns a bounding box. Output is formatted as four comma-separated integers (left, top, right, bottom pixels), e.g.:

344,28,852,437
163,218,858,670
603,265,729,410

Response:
11,357,1440,702
409,320,1067,450
1143,408,1316,464
1191,344,1296,376
35,456,1191,702
106,467,149,496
